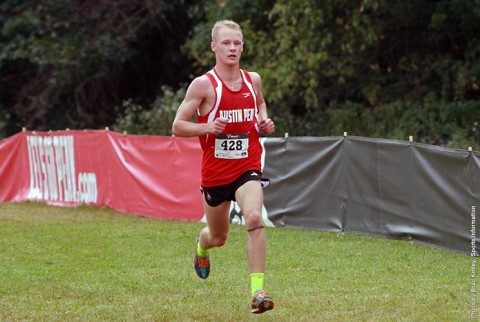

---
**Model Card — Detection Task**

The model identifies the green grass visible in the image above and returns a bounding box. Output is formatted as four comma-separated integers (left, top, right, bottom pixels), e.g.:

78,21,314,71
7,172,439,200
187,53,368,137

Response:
0,202,475,321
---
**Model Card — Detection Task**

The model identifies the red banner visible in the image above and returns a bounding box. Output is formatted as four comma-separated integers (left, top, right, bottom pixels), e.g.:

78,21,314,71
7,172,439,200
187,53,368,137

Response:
0,130,204,221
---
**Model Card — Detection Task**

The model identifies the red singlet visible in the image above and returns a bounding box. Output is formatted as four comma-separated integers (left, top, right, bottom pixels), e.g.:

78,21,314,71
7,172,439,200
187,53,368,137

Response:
197,68,262,187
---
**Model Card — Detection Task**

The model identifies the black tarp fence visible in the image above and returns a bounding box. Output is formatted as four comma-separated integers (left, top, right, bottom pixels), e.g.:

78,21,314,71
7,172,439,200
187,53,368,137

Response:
262,136,479,254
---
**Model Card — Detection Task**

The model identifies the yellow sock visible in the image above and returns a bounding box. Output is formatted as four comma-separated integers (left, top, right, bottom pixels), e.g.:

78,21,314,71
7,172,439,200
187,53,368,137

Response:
250,273,264,295
197,241,209,257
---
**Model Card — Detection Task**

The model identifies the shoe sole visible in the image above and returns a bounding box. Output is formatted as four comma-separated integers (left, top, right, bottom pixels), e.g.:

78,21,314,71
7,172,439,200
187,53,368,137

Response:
252,297,274,314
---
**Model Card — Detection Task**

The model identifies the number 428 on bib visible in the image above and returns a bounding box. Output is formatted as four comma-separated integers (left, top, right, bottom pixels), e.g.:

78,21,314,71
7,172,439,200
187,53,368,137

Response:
214,133,249,159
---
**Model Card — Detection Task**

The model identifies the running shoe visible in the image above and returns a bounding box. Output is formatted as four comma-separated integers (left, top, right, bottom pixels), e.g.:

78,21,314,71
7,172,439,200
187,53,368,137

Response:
194,237,210,279
251,290,274,314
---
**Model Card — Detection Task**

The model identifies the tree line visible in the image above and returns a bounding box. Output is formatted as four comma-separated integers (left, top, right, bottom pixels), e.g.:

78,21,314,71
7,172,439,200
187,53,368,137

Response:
1,0,479,149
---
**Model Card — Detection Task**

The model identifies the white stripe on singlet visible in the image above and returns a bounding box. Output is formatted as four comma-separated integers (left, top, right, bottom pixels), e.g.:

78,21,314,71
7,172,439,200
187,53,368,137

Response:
206,70,223,124
240,69,257,111
240,70,260,133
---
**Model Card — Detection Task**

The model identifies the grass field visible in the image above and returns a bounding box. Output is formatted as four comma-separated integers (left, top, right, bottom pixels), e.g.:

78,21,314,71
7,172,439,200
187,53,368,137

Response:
0,202,475,321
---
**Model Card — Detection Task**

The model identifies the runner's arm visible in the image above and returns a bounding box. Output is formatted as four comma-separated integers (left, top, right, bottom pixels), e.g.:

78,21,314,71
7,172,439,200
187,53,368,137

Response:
172,77,227,137
250,72,275,135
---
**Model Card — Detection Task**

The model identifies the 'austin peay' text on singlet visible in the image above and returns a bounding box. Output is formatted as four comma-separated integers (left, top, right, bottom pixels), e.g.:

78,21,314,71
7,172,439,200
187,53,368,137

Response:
197,68,262,188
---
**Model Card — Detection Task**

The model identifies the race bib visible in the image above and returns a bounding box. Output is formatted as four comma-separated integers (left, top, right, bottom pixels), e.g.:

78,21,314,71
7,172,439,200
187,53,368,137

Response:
215,133,249,159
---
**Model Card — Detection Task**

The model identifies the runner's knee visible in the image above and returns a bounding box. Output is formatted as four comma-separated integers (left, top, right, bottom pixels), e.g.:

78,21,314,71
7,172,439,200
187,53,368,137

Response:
210,233,228,247
245,210,263,230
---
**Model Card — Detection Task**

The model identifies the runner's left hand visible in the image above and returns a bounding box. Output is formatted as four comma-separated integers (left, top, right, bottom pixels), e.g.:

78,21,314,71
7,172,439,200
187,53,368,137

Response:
259,118,275,135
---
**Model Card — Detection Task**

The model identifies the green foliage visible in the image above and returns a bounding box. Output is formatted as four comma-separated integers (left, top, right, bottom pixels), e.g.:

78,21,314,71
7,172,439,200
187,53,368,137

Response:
259,0,382,110
179,0,478,149
114,86,186,136
317,98,480,149
1,0,479,150
0,0,194,135
0,108,7,138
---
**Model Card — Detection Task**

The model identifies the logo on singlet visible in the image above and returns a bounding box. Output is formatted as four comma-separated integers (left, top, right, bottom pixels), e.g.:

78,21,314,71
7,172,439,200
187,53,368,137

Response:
219,109,255,123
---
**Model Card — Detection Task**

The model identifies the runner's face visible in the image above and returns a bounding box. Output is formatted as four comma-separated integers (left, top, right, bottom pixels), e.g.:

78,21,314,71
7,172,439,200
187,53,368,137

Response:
212,27,243,65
